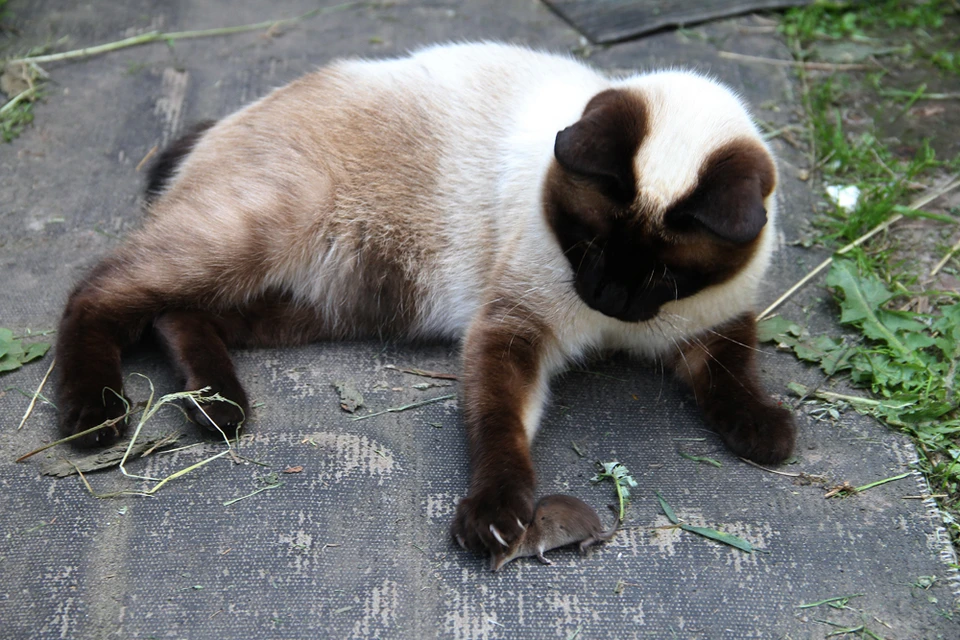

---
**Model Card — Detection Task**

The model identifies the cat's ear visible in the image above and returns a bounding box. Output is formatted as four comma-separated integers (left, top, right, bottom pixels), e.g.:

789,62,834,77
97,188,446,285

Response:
667,141,776,245
554,89,646,200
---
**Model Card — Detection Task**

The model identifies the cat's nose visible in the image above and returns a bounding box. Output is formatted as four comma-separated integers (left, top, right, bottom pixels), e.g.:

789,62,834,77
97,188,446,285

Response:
593,282,629,317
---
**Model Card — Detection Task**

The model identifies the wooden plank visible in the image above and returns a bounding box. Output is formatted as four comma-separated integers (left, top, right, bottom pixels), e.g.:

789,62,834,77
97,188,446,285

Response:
544,0,812,44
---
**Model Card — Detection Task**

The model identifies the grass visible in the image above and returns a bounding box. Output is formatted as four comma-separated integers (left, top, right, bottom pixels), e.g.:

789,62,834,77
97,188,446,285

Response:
771,0,960,547
654,492,755,552
0,89,35,141
16,375,243,499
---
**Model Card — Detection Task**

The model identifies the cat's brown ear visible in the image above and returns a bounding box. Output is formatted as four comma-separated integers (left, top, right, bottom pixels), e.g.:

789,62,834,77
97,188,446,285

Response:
554,89,646,200
667,140,776,244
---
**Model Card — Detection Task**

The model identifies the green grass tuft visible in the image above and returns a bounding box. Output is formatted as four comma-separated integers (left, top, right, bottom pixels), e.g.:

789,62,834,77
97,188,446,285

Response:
0,97,33,142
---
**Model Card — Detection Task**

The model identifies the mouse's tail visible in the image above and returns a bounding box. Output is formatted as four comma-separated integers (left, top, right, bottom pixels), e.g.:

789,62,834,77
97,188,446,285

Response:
602,504,620,540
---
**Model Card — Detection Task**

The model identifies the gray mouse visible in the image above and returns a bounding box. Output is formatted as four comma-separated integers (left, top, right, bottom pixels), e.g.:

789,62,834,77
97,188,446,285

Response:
490,494,618,571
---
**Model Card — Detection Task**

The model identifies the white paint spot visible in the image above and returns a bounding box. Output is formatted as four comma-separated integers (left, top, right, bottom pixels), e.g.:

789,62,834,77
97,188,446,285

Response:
350,578,400,638
155,68,189,146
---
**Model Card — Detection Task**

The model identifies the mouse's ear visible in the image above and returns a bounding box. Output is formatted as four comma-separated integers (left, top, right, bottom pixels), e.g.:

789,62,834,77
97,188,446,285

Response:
665,140,776,244
554,89,646,201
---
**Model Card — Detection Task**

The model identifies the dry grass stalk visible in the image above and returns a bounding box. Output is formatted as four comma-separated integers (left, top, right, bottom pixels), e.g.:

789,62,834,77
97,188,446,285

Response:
16,357,55,430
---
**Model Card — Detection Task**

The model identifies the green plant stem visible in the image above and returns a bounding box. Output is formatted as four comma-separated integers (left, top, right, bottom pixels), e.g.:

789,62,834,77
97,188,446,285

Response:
7,3,360,66
892,83,928,121
0,86,37,115
854,472,912,493
614,477,627,521
222,478,283,506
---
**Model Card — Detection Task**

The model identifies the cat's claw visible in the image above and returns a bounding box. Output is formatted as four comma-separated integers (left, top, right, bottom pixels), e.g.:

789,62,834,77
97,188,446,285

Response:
451,485,534,553
489,524,509,548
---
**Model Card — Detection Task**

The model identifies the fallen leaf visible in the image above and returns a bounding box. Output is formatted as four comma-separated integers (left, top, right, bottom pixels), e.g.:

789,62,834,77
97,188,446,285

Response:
332,380,364,413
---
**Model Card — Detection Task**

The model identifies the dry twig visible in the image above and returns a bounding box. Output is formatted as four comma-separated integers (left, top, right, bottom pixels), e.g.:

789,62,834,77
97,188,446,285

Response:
16,357,55,430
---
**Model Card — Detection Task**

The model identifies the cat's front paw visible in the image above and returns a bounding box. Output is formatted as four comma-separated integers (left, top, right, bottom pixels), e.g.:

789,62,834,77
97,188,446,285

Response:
712,401,795,465
451,483,534,554
58,388,130,448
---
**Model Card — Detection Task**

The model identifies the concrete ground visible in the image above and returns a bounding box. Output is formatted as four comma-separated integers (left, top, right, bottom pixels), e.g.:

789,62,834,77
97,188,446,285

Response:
1,1,957,638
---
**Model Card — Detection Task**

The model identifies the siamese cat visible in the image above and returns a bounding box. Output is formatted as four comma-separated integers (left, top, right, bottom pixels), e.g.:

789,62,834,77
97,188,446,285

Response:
55,42,795,556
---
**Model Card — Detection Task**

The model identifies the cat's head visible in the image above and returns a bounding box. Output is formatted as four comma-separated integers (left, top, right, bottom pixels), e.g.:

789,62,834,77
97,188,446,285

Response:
544,72,776,323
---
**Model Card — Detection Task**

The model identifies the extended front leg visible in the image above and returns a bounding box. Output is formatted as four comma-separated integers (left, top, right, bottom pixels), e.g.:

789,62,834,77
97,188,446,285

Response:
673,312,795,464
451,302,556,554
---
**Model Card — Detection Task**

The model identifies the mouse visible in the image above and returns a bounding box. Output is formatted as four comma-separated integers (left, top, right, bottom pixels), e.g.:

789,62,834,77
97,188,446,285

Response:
490,494,618,571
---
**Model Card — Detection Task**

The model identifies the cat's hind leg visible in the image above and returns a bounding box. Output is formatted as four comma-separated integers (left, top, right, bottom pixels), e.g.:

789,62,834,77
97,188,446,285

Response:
153,310,249,436
55,257,165,447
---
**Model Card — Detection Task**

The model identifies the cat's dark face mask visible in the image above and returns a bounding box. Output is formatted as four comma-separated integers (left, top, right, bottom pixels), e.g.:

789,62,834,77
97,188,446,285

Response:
545,89,775,323
556,222,702,323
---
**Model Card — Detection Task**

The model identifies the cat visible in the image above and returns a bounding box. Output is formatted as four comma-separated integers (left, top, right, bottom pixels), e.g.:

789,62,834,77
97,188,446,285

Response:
54,42,795,556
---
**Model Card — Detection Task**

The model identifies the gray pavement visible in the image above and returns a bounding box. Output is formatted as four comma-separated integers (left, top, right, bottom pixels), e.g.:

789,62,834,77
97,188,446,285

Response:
1,1,958,638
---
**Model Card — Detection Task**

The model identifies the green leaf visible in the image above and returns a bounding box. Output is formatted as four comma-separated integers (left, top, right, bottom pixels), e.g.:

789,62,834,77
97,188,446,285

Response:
0,327,13,358
679,524,754,552
655,491,678,524
0,328,51,373
826,259,894,315
900,331,936,351
793,335,848,369
797,594,864,609
787,381,809,397
20,342,50,364
678,452,723,468
826,260,915,360
876,310,929,335
756,316,802,343
0,354,22,373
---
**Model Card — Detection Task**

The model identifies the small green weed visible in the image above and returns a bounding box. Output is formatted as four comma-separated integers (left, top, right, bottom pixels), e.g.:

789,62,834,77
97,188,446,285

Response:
592,461,637,521
0,97,33,141
762,257,960,526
